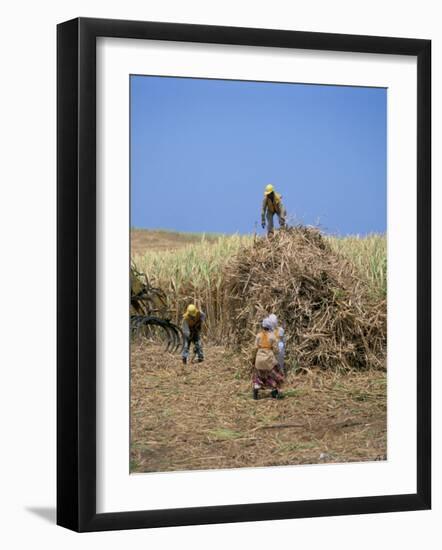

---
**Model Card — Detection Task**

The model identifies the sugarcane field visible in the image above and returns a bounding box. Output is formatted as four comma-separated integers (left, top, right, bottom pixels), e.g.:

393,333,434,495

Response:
130,227,387,473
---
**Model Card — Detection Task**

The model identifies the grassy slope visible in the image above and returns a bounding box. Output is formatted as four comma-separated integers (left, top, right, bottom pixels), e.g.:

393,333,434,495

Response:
131,228,223,255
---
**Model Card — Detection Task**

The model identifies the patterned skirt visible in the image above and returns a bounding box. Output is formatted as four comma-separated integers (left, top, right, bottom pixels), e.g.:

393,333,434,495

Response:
252,366,284,390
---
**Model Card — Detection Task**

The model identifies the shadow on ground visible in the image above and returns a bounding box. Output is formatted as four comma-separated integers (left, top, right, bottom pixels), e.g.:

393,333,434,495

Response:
26,506,56,524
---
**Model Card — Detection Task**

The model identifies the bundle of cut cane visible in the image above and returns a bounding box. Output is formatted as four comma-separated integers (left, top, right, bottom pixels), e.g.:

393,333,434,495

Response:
222,226,386,372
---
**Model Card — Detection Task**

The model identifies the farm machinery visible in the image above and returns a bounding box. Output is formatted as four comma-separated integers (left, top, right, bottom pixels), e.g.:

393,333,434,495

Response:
130,263,183,352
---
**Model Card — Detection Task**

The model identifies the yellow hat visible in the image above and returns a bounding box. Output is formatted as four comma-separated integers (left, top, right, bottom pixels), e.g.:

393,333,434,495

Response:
186,304,197,316
264,184,274,195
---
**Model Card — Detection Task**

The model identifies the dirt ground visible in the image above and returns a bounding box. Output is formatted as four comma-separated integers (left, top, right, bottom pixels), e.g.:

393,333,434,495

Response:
130,342,386,473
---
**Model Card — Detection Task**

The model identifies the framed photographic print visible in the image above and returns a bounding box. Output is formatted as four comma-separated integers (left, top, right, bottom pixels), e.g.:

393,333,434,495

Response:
57,17,431,532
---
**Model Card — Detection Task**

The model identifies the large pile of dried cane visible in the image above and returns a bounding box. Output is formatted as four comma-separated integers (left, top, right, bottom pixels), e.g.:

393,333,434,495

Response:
222,226,386,371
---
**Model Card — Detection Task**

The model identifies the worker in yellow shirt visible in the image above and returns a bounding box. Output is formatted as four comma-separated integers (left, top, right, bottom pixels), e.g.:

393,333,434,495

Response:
182,304,205,364
261,184,286,235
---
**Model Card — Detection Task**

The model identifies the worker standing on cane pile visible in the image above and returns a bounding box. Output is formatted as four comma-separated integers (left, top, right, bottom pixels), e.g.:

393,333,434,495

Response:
182,304,205,365
261,184,286,235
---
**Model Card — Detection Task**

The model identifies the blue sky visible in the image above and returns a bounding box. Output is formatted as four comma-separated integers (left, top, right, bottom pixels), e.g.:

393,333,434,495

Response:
130,75,386,236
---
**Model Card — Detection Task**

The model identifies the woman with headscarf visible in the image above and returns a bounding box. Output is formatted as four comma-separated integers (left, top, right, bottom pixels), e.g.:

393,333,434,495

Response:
252,317,284,400
268,313,285,374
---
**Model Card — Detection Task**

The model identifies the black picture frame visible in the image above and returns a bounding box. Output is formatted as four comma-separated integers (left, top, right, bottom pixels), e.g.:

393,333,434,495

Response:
57,17,431,532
